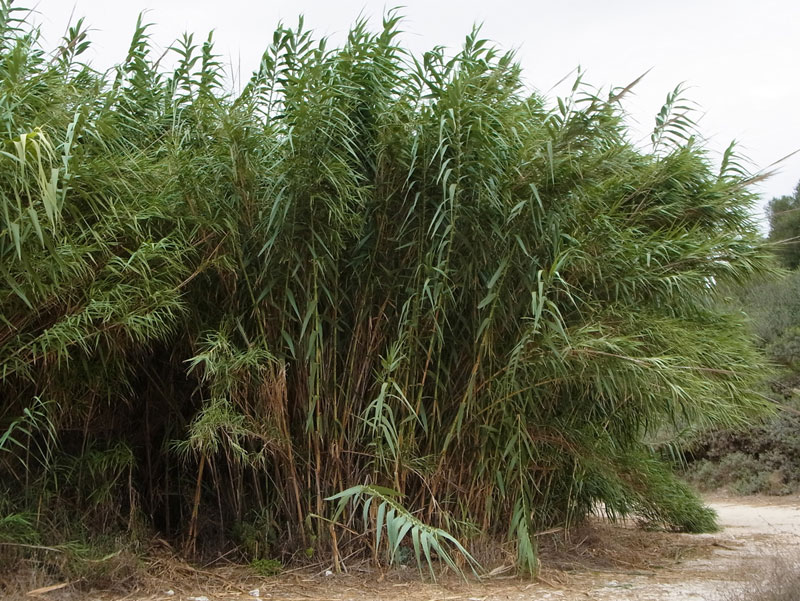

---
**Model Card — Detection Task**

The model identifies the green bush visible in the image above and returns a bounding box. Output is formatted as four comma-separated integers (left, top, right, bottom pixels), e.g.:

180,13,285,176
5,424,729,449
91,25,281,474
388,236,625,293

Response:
250,558,282,577
684,408,800,495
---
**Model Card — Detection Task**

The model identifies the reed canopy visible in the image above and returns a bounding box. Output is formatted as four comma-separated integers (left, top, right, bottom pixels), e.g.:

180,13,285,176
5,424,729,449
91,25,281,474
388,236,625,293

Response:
0,2,771,577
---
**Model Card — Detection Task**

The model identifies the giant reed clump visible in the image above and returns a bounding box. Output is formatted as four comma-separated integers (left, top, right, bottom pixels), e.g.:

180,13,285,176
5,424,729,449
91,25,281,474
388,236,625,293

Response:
0,1,773,578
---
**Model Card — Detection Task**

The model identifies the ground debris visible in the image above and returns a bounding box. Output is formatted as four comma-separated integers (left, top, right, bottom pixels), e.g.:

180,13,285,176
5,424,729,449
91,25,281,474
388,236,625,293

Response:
4,499,799,601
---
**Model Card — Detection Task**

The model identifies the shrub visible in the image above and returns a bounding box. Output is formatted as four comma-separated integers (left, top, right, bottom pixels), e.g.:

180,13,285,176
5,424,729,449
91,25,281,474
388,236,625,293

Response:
684,397,800,495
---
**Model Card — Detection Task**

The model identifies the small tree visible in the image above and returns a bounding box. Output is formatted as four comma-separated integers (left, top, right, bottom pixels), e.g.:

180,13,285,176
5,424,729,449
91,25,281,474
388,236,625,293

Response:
767,181,800,269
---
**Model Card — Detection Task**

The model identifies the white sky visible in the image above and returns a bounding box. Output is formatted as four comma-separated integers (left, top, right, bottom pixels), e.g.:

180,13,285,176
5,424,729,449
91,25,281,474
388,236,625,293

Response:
30,0,800,224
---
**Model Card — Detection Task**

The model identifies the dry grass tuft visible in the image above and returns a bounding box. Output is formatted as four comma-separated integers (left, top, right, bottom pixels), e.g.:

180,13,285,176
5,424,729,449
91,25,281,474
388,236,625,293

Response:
723,551,800,601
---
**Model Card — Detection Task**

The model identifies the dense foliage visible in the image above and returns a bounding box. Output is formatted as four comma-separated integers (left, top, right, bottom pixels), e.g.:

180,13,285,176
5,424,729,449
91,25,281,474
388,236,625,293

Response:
685,237,800,496
0,2,773,577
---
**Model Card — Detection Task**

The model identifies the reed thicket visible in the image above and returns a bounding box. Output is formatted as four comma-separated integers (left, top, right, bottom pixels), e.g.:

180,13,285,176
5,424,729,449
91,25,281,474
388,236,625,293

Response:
0,2,772,577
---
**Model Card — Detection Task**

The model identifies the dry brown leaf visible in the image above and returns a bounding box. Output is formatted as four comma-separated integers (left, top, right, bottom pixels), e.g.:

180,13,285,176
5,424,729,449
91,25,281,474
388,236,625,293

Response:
26,581,72,596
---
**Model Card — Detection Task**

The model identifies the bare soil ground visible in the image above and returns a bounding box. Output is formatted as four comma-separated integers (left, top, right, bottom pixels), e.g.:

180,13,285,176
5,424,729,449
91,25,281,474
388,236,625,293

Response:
9,496,800,601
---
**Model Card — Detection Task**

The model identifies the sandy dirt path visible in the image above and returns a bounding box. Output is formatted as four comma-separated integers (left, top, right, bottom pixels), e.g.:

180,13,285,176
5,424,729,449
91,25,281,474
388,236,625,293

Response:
539,498,800,600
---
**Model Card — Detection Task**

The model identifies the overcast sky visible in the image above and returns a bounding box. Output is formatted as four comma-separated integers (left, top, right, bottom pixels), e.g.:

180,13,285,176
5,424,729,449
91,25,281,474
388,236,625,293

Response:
29,0,800,224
